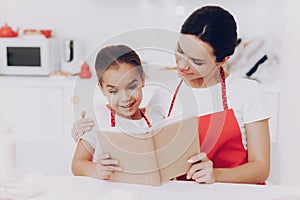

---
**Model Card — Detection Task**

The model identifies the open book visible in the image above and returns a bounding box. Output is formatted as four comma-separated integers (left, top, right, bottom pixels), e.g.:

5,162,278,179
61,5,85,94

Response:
96,115,200,186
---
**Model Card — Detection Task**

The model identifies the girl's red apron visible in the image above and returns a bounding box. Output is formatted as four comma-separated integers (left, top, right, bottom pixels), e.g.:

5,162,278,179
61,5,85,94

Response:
173,68,248,181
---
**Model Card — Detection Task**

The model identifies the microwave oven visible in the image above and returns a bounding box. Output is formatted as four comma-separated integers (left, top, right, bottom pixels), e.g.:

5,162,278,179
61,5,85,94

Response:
0,37,59,76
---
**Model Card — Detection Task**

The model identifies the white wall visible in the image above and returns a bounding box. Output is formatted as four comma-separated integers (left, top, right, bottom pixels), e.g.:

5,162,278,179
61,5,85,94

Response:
278,0,300,185
0,0,7,19
1,0,281,60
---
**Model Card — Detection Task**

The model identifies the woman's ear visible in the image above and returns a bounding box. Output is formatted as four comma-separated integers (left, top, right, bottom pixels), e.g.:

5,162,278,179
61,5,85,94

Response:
141,72,145,87
217,56,231,68
98,82,106,96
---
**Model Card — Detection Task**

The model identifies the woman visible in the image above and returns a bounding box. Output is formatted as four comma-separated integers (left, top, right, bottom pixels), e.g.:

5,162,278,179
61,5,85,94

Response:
72,5,270,184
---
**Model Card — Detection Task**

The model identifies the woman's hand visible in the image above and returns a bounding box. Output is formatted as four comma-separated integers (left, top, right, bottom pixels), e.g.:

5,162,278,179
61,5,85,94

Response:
71,111,95,142
96,153,122,180
187,152,215,184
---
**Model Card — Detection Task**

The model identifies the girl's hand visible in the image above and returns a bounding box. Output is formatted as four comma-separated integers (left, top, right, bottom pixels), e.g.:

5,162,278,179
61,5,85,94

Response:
187,152,215,184
96,153,122,180
71,111,95,142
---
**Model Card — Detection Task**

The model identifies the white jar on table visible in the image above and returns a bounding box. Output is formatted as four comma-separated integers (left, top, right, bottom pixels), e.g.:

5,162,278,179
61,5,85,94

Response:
0,117,16,181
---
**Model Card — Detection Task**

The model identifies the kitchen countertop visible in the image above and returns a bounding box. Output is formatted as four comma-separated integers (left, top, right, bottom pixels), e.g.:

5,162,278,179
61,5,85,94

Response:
3,175,299,200
0,75,89,88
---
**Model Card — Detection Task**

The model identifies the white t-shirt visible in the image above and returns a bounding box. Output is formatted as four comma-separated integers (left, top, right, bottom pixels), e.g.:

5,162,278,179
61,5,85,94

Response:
81,103,166,161
81,73,270,159
157,73,271,149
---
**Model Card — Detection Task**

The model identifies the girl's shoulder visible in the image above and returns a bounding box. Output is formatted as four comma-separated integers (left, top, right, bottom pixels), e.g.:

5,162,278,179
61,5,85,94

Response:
94,103,110,114
94,103,111,130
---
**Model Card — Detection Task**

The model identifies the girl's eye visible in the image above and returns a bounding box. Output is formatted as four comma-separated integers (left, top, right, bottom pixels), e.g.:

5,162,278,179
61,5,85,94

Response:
109,89,118,94
128,85,137,90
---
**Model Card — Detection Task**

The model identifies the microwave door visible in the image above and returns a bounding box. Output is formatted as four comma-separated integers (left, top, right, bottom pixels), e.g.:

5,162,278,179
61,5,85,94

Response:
7,47,41,67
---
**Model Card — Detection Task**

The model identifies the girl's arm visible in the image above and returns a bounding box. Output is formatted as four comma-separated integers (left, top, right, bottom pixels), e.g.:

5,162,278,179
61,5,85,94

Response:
72,139,121,180
187,119,270,184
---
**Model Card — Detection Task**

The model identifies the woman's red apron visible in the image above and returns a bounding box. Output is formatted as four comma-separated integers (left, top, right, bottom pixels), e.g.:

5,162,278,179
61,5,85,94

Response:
173,68,247,181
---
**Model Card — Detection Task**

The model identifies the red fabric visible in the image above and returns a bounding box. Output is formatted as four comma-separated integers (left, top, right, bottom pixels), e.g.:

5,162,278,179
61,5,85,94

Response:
199,109,247,168
176,109,247,181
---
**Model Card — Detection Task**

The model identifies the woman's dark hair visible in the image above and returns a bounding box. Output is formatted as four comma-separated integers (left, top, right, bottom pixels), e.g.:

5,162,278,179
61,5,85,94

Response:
181,6,237,62
95,45,144,85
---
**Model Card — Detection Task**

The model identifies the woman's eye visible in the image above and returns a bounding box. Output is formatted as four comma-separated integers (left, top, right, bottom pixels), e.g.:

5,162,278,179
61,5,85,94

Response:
128,85,137,90
192,59,204,66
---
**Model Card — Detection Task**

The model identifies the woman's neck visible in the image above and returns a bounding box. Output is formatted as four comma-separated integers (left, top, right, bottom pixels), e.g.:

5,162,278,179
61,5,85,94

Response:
185,70,228,88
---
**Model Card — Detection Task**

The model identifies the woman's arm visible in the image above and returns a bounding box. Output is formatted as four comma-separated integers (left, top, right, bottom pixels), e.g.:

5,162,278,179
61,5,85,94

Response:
71,139,121,180
214,119,270,183
187,119,270,184
71,111,95,142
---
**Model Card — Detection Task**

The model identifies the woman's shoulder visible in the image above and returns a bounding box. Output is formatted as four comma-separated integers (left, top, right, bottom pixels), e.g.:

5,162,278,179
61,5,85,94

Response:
227,73,261,91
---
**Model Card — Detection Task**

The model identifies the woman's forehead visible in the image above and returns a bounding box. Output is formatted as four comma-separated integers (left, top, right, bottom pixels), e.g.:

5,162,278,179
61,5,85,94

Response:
178,34,215,62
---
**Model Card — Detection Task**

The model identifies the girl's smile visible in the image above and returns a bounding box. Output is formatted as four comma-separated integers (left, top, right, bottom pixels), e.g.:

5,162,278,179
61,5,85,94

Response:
100,63,144,120
119,100,136,110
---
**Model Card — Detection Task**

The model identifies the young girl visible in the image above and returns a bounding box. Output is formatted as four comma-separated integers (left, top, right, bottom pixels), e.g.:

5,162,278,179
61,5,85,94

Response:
71,45,164,180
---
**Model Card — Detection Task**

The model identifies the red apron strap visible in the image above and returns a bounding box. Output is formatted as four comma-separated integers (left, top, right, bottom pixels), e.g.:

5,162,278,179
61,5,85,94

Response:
167,79,183,117
220,67,228,110
167,68,228,117
111,107,116,127
140,109,152,128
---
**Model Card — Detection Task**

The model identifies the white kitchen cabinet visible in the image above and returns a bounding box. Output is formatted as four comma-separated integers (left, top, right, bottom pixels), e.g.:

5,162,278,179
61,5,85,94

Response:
0,87,64,143
0,76,94,175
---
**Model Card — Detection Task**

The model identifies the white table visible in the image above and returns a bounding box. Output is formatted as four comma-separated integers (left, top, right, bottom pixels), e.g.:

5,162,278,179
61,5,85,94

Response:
21,175,300,200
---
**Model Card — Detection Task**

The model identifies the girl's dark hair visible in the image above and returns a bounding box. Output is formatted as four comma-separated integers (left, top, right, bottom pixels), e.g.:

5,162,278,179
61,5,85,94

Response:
181,6,237,62
95,45,144,85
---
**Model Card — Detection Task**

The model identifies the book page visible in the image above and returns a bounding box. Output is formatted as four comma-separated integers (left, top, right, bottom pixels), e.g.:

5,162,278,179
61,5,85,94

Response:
96,130,161,186
96,114,200,185
151,115,200,182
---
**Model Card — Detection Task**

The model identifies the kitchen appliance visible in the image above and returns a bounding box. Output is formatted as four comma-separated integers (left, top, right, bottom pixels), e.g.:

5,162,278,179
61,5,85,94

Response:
0,37,59,76
61,39,83,74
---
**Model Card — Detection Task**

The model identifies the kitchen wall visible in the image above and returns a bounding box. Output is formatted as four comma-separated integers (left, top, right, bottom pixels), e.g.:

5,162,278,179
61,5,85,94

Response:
277,0,300,185
1,0,282,63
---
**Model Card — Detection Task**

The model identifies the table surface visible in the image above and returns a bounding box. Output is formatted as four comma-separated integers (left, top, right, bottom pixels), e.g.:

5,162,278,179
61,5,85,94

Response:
9,175,297,200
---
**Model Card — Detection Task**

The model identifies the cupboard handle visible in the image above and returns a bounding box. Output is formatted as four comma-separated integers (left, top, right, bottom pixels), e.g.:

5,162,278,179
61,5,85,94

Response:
71,96,80,104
